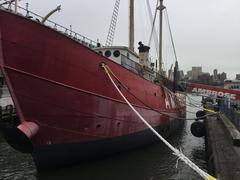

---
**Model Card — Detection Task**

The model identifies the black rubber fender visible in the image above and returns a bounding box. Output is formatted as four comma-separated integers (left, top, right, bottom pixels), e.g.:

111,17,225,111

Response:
3,126,33,153
191,121,205,138
196,110,206,119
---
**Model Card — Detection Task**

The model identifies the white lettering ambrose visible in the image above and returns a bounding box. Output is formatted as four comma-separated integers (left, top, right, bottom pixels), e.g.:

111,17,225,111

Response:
192,88,236,100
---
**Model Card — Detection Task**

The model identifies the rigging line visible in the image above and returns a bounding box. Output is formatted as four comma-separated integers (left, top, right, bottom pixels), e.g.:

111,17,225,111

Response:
146,0,158,57
104,65,216,120
147,0,159,48
186,102,203,110
138,1,148,43
184,93,222,111
106,63,203,116
165,8,178,62
187,100,203,108
186,96,203,107
186,95,203,106
183,90,230,102
185,93,204,104
186,98,221,110
180,90,212,104
188,102,202,109
105,0,120,46
161,86,203,113
185,109,200,114
181,93,209,109
167,95,203,114
182,93,222,114
185,98,202,107
160,86,202,114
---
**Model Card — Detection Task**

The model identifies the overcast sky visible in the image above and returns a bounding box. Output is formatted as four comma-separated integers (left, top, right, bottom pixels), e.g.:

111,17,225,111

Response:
17,0,240,79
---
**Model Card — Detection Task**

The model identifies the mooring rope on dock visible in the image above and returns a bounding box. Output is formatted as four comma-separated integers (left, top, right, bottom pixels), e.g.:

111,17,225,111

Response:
102,63,217,180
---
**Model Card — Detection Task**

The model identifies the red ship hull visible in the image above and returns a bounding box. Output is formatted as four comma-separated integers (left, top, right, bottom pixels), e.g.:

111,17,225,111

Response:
0,9,185,170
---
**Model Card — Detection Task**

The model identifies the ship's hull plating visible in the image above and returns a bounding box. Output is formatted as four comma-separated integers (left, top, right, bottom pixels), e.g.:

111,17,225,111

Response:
0,9,186,169
33,119,184,171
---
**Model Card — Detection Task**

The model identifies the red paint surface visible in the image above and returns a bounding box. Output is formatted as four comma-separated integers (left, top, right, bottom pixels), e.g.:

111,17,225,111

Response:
0,10,185,147
17,121,39,139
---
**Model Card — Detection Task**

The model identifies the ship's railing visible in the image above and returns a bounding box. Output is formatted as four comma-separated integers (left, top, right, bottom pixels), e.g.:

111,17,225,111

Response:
121,54,156,81
121,55,141,74
120,54,174,90
219,99,240,130
0,1,98,48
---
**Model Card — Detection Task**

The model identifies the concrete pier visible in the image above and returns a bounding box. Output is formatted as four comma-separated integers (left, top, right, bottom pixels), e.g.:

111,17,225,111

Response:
0,104,18,131
205,113,240,179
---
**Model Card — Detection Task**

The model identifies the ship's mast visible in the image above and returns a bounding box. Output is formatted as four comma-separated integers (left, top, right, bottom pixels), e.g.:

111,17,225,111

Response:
129,0,135,51
158,0,165,75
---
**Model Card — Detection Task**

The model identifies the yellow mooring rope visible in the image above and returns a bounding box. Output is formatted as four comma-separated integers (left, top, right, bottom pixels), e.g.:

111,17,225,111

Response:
203,108,219,115
102,64,217,180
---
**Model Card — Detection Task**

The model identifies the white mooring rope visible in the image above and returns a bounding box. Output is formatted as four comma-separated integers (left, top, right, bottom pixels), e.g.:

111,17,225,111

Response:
102,64,217,180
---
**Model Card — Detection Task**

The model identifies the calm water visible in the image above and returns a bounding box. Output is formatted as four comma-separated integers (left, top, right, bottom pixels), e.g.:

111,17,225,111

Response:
0,95,206,180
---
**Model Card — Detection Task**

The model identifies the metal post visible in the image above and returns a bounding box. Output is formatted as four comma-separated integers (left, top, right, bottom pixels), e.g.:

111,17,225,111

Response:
14,0,18,13
158,0,164,75
129,0,135,51
227,97,230,109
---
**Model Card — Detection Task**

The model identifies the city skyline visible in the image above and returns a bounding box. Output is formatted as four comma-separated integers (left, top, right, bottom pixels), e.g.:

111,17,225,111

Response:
184,66,229,79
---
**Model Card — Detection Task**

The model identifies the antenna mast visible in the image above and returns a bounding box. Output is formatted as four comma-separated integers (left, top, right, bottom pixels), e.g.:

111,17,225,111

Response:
105,0,121,46
129,0,134,51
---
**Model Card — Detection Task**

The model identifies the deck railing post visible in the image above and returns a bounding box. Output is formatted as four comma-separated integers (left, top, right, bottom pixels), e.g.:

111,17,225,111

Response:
14,0,17,13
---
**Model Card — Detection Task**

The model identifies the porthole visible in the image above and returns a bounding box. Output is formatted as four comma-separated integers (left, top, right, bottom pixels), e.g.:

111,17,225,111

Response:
96,124,101,128
105,50,111,57
113,50,120,57
117,122,121,127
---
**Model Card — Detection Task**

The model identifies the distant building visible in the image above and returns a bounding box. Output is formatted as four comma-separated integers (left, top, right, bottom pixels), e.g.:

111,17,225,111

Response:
213,69,218,81
224,79,240,90
198,73,211,84
236,74,240,80
192,66,202,80
185,67,227,85
218,72,227,83
185,70,192,80
179,70,184,80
